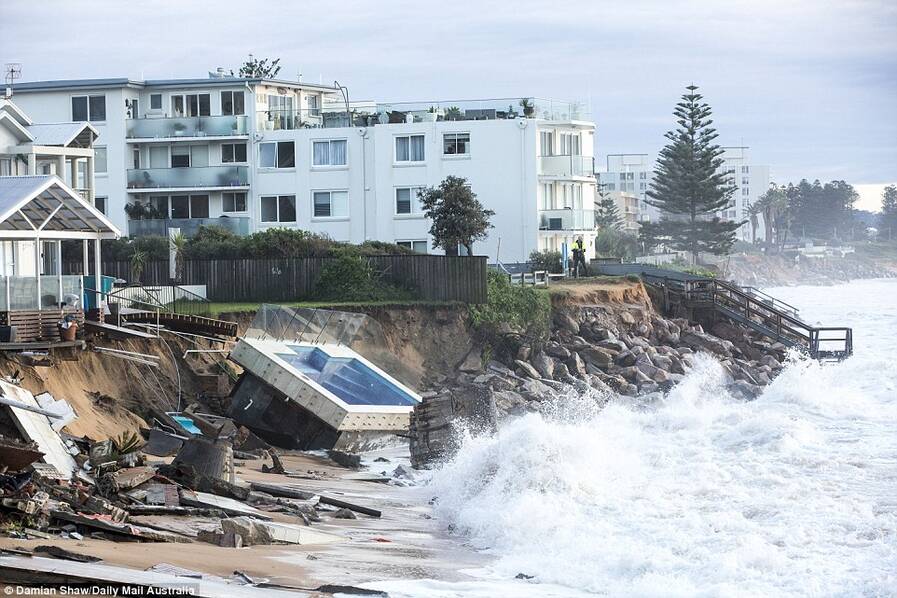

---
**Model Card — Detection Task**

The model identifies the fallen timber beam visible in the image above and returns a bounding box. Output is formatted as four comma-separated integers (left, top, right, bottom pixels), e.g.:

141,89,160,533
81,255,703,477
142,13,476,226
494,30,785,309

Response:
248,481,381,517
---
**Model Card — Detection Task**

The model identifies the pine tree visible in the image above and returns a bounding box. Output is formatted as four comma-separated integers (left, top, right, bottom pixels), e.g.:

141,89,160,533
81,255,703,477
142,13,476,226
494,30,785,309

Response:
880,185,897,240
645,85,741,263
595,185,623,230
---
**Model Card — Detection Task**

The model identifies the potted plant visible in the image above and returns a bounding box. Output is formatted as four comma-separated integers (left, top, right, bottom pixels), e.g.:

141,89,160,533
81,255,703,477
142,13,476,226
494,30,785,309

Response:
445,106,462,121
173,122,187,136
519,98,535,118
507,104,519,119
425,106,439,122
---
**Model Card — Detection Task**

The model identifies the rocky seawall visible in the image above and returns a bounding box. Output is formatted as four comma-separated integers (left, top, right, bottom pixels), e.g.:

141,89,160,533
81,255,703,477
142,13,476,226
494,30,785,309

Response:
410,281,788,468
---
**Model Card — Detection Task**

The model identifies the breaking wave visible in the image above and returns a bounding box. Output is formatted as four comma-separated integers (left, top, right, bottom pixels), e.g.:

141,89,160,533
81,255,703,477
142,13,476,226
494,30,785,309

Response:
427,280,897,596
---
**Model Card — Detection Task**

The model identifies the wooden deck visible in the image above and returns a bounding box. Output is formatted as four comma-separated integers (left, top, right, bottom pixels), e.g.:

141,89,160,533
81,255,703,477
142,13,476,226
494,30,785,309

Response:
0,308,84,344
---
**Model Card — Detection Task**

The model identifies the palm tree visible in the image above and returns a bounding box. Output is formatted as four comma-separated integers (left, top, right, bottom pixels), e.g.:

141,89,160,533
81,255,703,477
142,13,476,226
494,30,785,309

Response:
130,249,148,283
170,233,187,282
753,185,790,251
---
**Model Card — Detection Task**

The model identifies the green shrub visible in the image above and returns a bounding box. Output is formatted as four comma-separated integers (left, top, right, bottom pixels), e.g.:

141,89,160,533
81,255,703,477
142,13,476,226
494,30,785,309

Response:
469,270,550,343
313,254,413,302
528,250,563,273
595,228,640,261
185,225,244,259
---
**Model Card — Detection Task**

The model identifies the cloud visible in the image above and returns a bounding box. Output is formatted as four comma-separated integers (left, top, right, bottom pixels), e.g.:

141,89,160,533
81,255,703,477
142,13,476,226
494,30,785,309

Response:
1,0,894,184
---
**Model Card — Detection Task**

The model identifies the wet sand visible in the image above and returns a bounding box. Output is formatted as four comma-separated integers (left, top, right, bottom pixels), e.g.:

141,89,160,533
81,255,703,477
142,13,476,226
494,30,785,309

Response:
0,450,485,590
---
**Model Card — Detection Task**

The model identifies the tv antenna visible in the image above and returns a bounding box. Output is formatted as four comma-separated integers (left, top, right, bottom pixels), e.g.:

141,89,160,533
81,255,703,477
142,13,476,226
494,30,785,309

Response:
4,63,22,99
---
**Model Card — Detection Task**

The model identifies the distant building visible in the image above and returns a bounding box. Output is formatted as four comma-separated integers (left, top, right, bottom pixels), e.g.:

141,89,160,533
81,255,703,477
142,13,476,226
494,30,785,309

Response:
9,76,598,263
596,148,770,242
604,190,640,234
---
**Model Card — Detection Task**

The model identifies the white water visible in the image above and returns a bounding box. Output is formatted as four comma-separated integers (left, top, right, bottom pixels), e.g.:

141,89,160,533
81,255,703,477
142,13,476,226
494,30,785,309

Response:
373,279,897,597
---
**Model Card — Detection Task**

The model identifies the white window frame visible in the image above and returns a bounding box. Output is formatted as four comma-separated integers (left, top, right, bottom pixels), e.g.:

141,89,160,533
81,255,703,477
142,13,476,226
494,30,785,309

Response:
394,186,425,217
222,192,247,213
442,132,470,157
71,95,106,122
260,195,297,223
94,196,108,215
94,146,108,175
149,93,163,111
220,90,245,116
396,240,428,254
311,139,348,168
394,134,426,164
258,141,295,169
221,143,248,164
311,190,349,220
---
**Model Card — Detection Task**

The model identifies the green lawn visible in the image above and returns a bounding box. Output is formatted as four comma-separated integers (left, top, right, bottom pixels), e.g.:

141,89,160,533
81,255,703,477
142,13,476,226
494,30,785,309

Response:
208,299,460,317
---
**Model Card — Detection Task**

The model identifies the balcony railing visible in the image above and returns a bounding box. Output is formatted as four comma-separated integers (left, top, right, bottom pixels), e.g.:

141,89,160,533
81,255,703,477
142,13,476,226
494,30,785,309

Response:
255,97,589,131
127,166,249,190
538,209,596,231
126,115,249,139
1,275,83,311
129,216,251,238
539,155,595,178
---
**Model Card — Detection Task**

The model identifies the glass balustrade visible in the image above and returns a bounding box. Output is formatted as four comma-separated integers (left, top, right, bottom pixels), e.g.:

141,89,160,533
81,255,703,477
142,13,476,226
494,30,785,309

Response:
127,166,248,189
538,209,596,231
129,217,250,238
538,155,595,178
126,115,248,138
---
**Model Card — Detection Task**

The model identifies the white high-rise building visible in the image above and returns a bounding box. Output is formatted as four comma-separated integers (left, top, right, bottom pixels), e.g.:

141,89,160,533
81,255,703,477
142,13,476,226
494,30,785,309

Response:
9,75,597,263
596,148,770,241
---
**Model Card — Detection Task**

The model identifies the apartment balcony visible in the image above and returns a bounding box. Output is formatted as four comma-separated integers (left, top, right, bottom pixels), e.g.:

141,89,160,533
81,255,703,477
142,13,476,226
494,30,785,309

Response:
538,208,596,232
539,155,595,178
128,216,250,238
126,115,249,141
126,166,249,191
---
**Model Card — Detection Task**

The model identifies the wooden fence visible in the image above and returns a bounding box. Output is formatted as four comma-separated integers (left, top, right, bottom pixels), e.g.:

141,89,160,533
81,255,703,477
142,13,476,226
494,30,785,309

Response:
63,255,487,304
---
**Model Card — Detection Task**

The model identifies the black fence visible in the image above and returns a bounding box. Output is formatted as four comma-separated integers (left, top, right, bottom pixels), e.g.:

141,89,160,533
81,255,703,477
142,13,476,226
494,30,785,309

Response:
64,255,487,304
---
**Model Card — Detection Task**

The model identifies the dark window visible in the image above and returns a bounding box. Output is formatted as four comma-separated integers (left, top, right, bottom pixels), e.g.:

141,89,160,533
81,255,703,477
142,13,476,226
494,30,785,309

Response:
443,133,470,155
221,91,245,116
71,97,88,121
190,195,210,218
89,96,106,121
222,143,247,163
223,192,247,212
95,197,107,214
313,192,331,217
171,152,190,168
279,195,296,222
150,94,162,110
170,195,189,218
260,196,278,222
277,142,295,168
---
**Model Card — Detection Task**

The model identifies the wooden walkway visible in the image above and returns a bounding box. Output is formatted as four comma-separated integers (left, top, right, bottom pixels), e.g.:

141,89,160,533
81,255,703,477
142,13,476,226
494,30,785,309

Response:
642,274,853,360
123,312,238,338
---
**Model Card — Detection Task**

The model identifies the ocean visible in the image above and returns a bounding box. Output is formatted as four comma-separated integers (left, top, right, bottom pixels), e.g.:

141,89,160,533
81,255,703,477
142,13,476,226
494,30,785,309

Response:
370,278,897,597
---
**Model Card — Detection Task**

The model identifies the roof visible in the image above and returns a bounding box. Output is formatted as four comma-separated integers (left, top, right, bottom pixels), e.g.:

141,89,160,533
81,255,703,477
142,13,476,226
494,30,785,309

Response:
0,113,34,143
0,99,33,126
0,176,120,239
11,77,339,94
25,122,99,147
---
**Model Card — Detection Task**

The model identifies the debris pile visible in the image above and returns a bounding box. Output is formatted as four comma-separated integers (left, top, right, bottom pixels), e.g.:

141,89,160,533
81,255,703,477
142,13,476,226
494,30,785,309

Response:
1,379,384,562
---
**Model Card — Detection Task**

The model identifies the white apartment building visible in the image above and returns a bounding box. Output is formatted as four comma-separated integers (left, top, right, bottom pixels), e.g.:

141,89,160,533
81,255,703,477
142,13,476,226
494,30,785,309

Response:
9,75,597,263
596,149,770,242
605,191,640,234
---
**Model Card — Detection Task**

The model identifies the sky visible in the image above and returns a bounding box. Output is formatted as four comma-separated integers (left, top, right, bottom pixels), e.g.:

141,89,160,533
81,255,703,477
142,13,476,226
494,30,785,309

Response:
1,0,894,211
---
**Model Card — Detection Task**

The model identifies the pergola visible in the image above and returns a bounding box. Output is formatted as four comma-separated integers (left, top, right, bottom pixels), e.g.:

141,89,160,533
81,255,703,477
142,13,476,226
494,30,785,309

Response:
0,175,120,317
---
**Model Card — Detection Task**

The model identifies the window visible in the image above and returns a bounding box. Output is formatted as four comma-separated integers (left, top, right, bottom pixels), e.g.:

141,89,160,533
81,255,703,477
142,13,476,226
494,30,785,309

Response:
132,148,141,169
170,195,190,218
395,135,425,162
443,133,470,156
559,132,580,156
94,147,107,174
0,159,11,176
639,172,647,179
395,187,424,215
171,146,190,168
313,191,348,218
94,197,107,215
71,95,106,121
307,95,320,116
639,182,646,191
540,131,554,156
221,91,245,116
260,195,297,223
149,146,167,168
171,94,210,117
741,166,750,174
259,142,295,168
223,192,247,213
742,177,750,185
312,140,347,166
742,187,750,196
605,183,616,191
396,240,428,254
222,143,247,163
150,93,162,110
190,194,210,218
